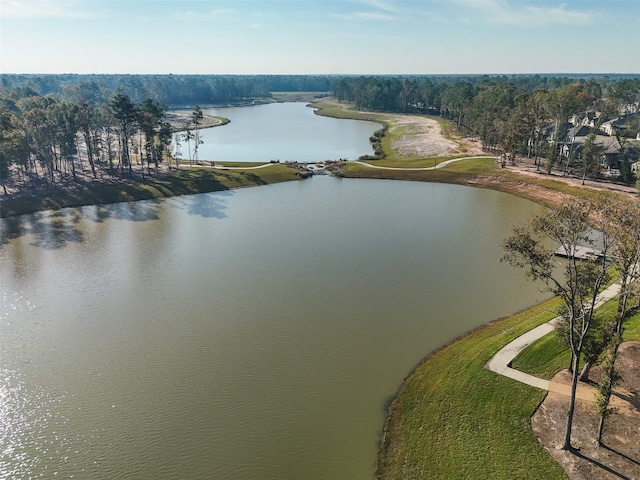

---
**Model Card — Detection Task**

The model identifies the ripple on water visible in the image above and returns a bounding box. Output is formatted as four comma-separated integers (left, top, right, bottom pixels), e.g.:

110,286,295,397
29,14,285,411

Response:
0,370,70,478
0,291,36,322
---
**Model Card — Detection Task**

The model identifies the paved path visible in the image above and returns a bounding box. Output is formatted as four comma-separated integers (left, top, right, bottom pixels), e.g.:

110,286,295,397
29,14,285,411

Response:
354,155,493,171
182,155,493,172
213,163,278,170
180,162,278,170
485,282,621,393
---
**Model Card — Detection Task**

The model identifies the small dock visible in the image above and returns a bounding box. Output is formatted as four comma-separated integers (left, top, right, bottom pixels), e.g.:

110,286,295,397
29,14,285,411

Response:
554,245,604,262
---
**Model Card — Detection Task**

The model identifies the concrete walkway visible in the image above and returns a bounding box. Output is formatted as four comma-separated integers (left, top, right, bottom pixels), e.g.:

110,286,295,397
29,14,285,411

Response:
485,282,622,391
354,155,492,171
182,155,493,172
213,163,278,170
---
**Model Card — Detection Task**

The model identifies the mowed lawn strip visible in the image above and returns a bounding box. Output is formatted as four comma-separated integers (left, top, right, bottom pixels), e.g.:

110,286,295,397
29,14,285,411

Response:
377,297,567,480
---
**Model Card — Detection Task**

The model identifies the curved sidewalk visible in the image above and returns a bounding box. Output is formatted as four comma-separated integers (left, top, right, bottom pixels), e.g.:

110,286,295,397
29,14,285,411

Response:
186,155,493,172
485,282,621,391
354,155,492,171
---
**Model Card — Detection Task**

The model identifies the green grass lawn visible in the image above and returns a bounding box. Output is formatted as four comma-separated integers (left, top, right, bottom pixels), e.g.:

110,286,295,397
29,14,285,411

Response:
377,297,568,480
512,298,640,380
510,331,571,380
270,91,330,102
309,98,388,124
356,156,444,168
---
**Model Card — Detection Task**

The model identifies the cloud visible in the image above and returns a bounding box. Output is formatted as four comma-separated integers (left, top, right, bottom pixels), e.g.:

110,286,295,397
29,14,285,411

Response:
208,8,236,17
174,7,236,21
354,11,395,20
451,0,594,27
0,0,102,19
330,0,398,21
330,11,395,22
356,0,397,12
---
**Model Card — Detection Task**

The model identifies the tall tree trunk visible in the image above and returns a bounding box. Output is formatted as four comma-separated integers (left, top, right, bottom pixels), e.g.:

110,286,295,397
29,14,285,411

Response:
596,415,605,447
568,350,575,374
83,130,97,178
595,339,621,448
562,351,581,450
578,361,592,382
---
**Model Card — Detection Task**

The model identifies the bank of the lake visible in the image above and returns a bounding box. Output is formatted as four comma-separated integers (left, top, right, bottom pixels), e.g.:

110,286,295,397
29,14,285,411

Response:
376,297,568,479
0,164,300,218
3,99,616,219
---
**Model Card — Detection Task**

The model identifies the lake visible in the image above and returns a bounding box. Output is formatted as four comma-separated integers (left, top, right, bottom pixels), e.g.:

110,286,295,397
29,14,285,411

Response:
0,176,547,479
175,102,380,162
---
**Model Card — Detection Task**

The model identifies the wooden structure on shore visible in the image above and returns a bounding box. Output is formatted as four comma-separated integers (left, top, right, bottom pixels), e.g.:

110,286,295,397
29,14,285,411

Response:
554,245,605,262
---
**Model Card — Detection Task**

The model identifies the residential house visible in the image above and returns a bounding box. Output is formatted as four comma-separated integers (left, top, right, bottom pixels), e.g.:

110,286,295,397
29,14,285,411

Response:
560,126,622,172
600,118,627,136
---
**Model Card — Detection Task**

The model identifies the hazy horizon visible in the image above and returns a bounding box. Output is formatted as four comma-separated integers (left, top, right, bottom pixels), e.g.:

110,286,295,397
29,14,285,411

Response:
2,72,639,76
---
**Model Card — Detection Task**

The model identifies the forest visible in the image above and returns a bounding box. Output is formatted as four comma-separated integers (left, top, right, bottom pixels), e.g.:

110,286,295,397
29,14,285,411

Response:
1,73,639,195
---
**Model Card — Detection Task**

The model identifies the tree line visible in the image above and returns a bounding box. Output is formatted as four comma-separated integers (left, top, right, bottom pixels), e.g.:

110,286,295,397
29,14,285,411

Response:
1,74,640,194
0,74,334,107
334,75,640,179
0,91,208,193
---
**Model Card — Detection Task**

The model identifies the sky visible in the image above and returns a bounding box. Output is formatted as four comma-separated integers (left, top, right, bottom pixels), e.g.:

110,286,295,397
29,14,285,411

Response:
1,0,639,75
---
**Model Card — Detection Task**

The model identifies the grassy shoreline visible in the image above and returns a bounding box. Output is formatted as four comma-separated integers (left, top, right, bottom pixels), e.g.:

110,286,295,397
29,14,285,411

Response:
0,164,301,217
376,297,567,479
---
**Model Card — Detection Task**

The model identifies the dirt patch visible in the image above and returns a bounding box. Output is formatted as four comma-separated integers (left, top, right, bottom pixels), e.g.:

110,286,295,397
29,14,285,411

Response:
501,157,638,197
388,115,458,157
532,342,640,479
382,113,485,158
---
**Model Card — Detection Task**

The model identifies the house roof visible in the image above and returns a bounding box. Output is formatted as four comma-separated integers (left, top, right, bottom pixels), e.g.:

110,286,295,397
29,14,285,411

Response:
566,135,621,156
567,125,590,138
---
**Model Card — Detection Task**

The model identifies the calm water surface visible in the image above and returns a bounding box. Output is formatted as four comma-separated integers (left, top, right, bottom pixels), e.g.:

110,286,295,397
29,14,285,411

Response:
177,102,380,162
0,177,547,479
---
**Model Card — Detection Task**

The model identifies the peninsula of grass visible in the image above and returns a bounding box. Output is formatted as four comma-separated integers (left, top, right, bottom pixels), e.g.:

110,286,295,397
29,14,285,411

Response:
0,164,300,217
342,156,626,209
270,91,330,102
310,98,388,124
165,110,229,131
377,296,567,479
